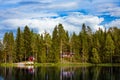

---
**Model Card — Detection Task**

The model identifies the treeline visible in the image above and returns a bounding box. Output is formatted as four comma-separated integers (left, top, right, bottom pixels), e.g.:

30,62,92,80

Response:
0,23,120,63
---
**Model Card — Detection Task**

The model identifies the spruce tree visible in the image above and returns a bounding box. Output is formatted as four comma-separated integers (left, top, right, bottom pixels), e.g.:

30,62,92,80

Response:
58,24,68,62
39,34,46,63
51,26,60,62
3,32,14,63
90,48,100,64
109,27,120,62
95,28,106,62
15,27,23,62
71,32,80,61
104,34,115,63
31,33,39,62
3,32,9,63
8,32,14,63
0,40,3,62
23,25,32,61
44,32,52,62
81,24,89,63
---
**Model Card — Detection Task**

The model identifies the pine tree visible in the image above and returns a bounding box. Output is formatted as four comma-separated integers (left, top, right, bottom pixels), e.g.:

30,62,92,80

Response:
63,31,70,52
8,32,14,63
31,33,39,62
90,48,100,64
51,26,60,62
15,27,23,62
104,34,115,63
33,34,41,63
44,32,52,62
71,32,80,61
3,32,9,63
39,34,46,63
109,27,120,62
58,24,66,53
23,25,32,61
80,24,89,62
3,32,14,63
0,40,3,62
87,26,93,60
95,28,106,62
58,24,68,62
34,34,40,62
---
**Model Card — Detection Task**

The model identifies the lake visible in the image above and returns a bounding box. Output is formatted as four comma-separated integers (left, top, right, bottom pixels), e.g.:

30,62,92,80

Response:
0,66,120,80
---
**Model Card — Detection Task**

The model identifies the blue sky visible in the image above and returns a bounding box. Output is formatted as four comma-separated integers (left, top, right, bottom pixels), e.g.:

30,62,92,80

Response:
0,0,120,39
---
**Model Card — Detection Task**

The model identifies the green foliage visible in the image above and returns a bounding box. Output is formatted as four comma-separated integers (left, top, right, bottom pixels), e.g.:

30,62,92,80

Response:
71,32,80,61
1,23,120,63
104,34,115,63
38,34,46,63
108,27,120,62
15,27,24,62
44,32,52,62
90,48,100,64
23,25,32,60
0,40,3,62
80,24,89,62
51,26,60,62
8,32,14,63
3,32,14,63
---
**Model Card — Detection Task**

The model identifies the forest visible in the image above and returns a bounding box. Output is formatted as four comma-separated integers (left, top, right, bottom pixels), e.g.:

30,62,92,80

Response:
0,23,120,63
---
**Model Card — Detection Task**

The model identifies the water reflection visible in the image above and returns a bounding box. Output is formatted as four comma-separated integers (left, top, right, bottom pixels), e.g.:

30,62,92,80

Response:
0,76,4,80
27,66,35,74
61,67,74,80
0,66,120,80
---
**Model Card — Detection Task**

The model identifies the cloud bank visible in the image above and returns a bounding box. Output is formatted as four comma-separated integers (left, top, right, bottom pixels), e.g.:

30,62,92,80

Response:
0,13,104,34
0,0,120,38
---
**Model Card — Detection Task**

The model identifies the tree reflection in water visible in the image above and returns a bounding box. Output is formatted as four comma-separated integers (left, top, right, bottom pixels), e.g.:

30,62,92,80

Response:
0,66,119,80
0,76,4,80
60,67,74,80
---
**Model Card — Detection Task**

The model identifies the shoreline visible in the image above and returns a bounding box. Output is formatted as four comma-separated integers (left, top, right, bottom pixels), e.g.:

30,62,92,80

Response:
0,62,120,67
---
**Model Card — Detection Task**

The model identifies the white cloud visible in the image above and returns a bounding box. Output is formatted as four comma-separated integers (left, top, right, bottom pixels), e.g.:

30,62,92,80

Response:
110,7,120,17
105,19,120,28
0,8,59,19
48,1,78,10
89,2,120,17
0,0,79,19
0,0,119,20
0,0,54,4
63,13,104,31
0,13,104,34
0,0,119,39
0,0,21,4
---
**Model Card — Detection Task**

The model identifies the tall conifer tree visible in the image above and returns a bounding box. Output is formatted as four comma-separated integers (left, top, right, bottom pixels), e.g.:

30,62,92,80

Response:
51,26,60,62
23,25,32,60
104,34,115,63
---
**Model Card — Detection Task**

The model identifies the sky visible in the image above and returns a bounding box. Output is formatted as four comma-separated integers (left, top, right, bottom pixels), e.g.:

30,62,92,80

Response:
0,0,120,39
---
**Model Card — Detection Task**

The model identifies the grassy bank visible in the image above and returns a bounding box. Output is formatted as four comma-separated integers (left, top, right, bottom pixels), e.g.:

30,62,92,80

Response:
96,63,120,67
34,62,93,67
0,62,120,67
0,63,17,67
0,62,93,67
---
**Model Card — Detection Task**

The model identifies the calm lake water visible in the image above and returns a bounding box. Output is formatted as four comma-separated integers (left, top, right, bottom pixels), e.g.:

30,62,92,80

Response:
0,66,120,80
